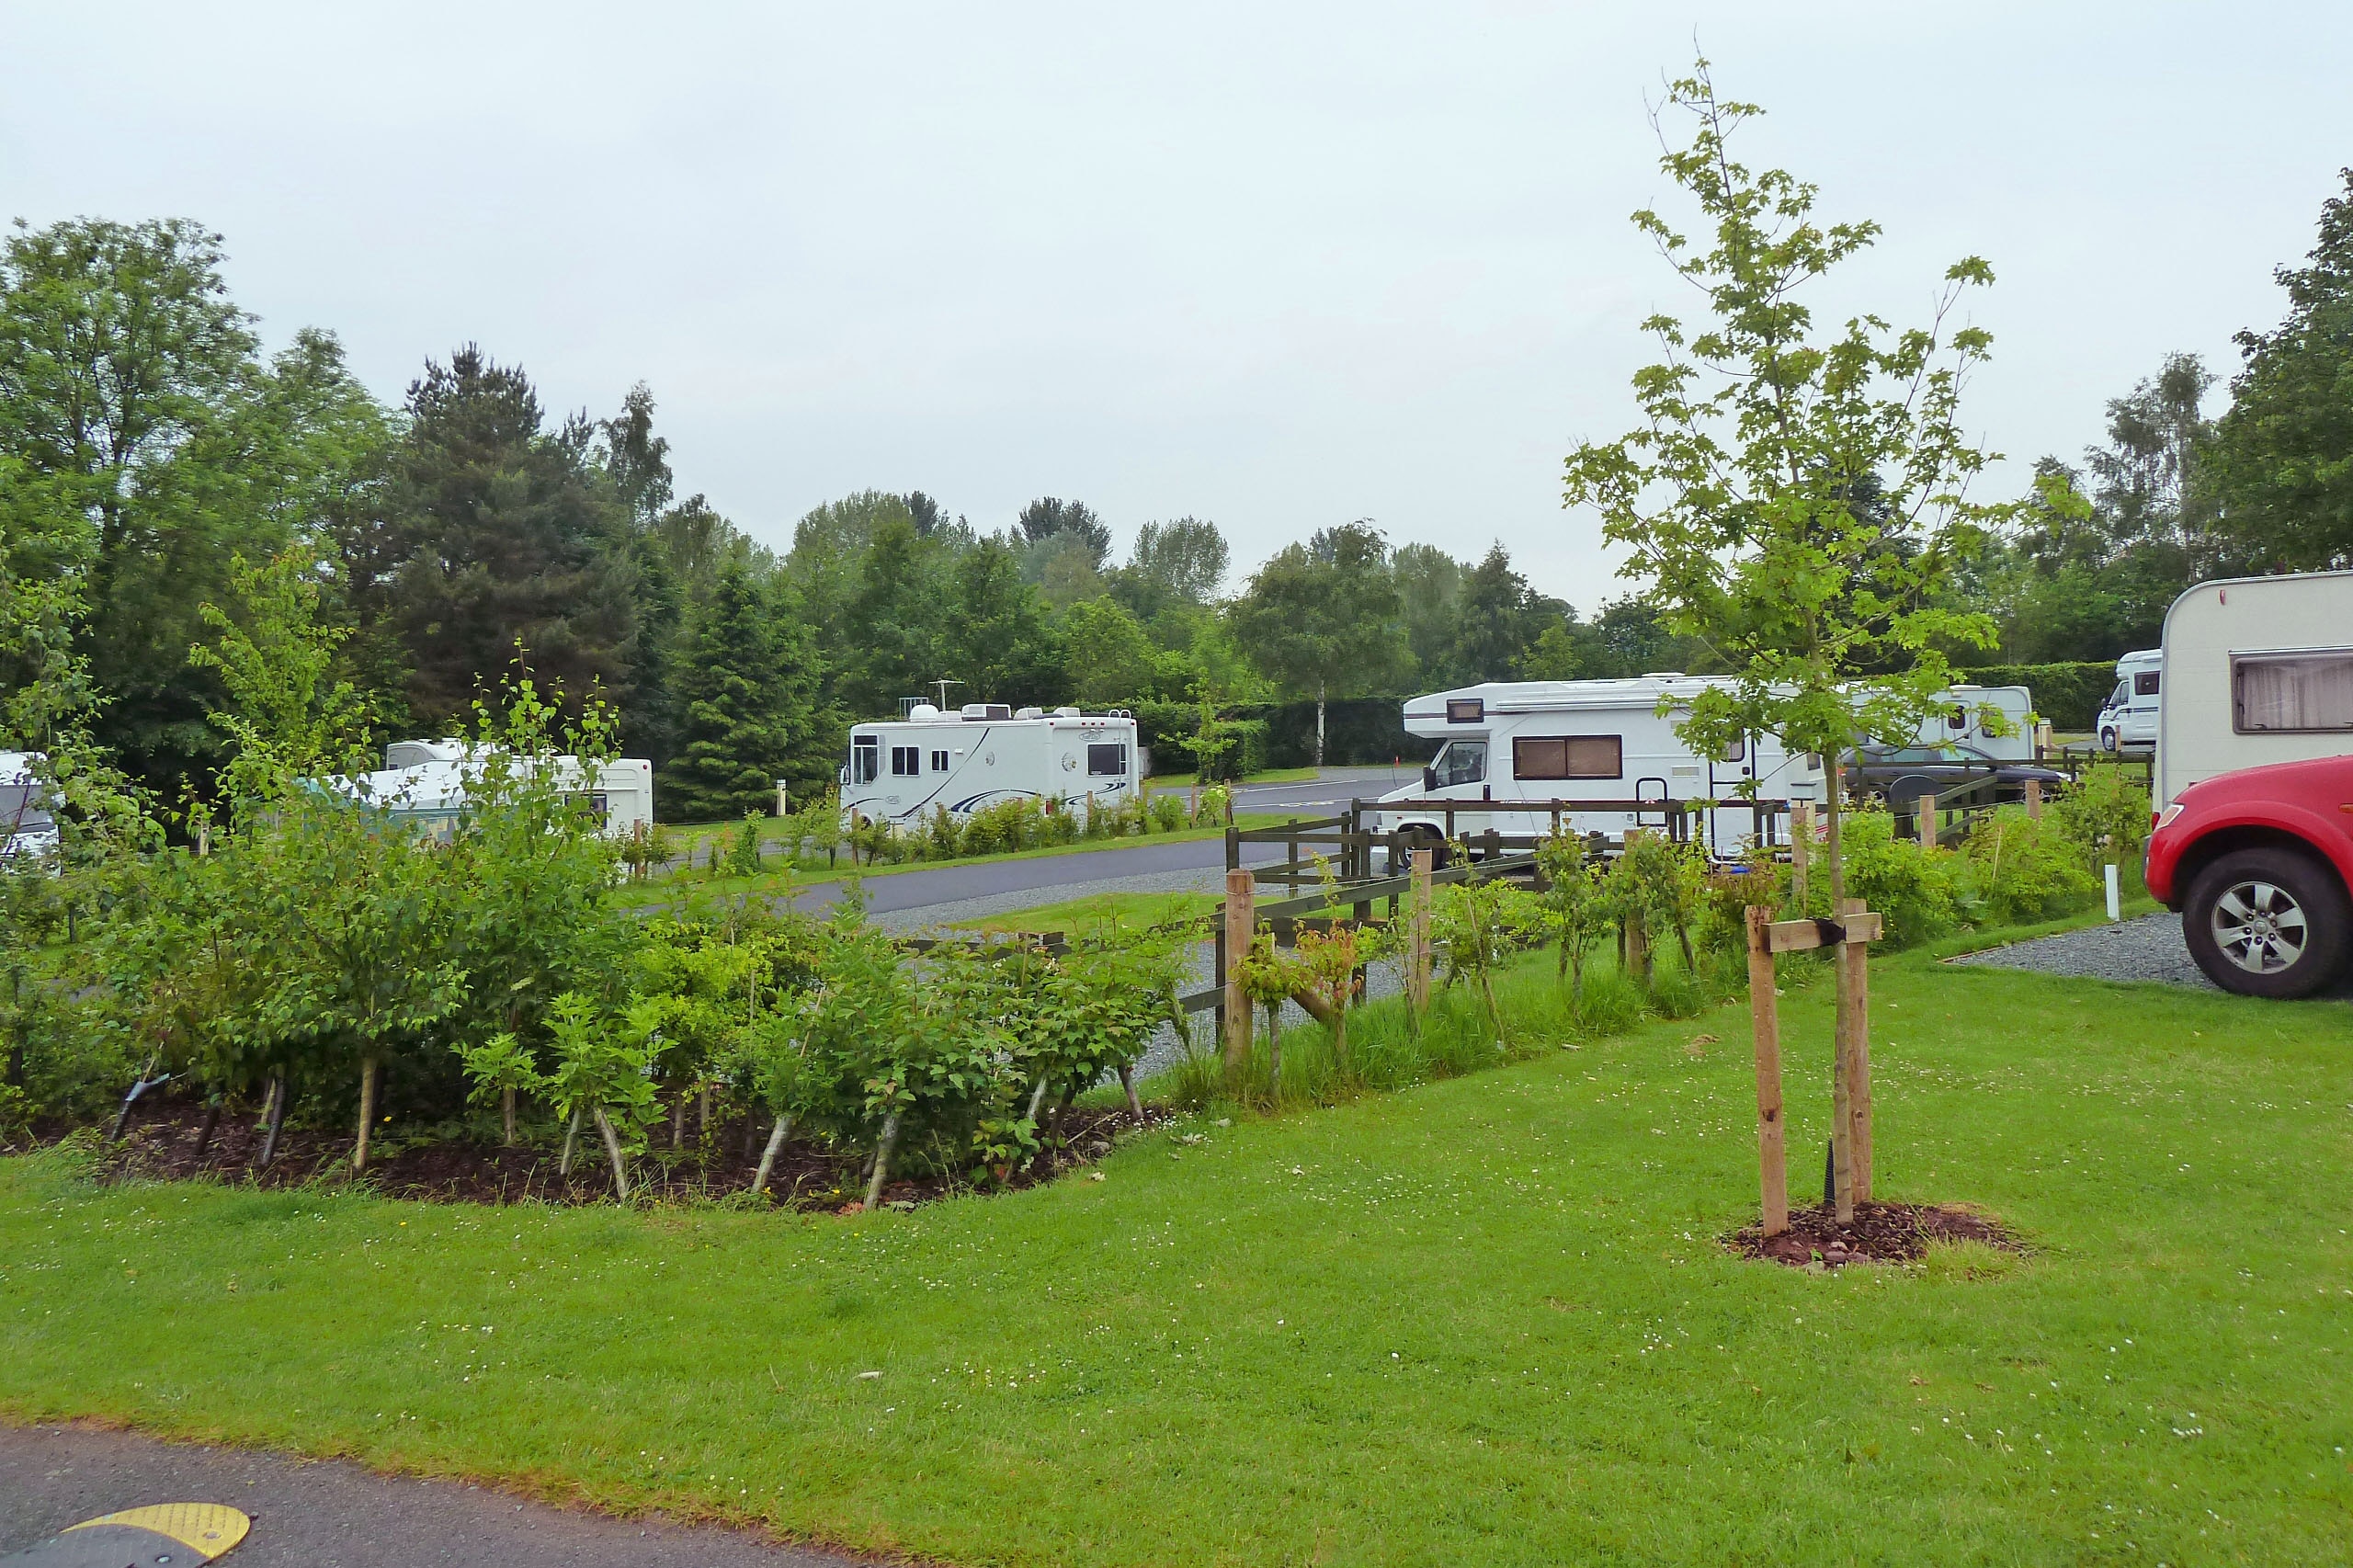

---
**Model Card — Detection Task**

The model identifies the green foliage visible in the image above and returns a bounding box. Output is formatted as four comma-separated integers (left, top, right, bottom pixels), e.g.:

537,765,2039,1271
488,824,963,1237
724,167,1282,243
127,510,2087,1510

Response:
1961,808,2099,926
1945,660,2113,731
2049,763,2151,863
660,564,825,820
188,544,379,796
1226,524,1405,761
1836,808,1966,949
1533,829,1609,992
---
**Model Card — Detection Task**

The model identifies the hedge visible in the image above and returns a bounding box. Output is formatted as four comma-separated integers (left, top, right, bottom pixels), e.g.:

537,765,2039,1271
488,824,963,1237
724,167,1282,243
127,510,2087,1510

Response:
1952,661,2119,732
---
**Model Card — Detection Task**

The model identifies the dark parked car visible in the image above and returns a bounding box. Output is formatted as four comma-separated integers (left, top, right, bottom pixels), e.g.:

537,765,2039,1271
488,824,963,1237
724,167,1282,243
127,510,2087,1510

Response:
1843,742,2065,818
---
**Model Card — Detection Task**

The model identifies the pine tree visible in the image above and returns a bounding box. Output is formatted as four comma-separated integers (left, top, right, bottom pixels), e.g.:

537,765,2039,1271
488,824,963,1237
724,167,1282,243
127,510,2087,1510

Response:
658,565,819,822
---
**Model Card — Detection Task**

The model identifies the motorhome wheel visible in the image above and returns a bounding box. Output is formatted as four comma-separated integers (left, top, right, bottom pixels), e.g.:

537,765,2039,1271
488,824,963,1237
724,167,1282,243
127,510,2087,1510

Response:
2182,846,2352,999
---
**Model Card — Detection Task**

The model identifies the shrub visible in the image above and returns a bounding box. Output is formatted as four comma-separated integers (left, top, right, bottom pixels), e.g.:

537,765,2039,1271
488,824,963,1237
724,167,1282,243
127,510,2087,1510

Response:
1963,806,2099,926
2051,763,2151,866
1148,791,1188,834
1837,807,1966,949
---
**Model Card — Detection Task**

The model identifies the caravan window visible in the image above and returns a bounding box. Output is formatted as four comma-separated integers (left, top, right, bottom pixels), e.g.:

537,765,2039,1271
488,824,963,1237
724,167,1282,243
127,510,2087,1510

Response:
850,736,881,784
1512,735,1621,781
2133,670,2161,699
891,745,922,777
1432,742,1487,788
1720,736,1746,762
1086,742,1129,777
930,750,949,772
2233,651,2353,733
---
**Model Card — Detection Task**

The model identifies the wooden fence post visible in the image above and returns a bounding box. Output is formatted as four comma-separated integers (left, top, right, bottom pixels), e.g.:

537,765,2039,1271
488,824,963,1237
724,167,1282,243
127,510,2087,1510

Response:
1223,869,1255,1094
1745,906,1788,1237
1838,894,1873,1210
2024,778,2042,820
1408,848,1433,1021
1917,792,1938,851
1790,801,1811,908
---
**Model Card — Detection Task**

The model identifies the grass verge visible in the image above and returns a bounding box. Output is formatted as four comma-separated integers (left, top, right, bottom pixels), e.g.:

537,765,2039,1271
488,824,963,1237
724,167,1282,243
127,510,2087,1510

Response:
5,935,2348,1563
945,890,1217,937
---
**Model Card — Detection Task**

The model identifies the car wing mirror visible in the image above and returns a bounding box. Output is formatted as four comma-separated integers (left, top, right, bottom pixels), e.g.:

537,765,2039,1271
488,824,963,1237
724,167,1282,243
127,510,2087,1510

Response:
1423,765,1437,793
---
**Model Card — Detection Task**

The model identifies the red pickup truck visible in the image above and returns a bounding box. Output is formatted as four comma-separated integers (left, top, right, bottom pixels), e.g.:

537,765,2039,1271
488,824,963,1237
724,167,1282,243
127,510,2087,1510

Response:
2144,754,2353,997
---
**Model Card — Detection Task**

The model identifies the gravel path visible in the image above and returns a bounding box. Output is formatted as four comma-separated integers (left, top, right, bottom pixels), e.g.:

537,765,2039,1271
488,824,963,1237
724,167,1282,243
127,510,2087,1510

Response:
1950,913,2215,989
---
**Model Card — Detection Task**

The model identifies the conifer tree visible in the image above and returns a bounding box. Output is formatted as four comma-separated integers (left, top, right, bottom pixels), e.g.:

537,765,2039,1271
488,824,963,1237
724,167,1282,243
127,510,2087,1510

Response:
659,565,819,822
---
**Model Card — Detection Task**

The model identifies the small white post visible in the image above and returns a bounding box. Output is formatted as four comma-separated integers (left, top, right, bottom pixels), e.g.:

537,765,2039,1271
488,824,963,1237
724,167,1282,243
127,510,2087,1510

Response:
775,779,790,818
2104,864,2120,922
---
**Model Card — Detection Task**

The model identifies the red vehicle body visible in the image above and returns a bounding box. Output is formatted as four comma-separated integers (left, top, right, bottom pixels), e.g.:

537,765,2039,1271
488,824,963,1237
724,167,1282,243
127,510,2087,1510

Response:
2144,754,2353,997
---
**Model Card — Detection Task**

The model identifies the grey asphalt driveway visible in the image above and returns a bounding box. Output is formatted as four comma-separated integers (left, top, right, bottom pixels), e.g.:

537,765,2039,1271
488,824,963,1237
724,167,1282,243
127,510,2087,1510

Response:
0,1424,861,1567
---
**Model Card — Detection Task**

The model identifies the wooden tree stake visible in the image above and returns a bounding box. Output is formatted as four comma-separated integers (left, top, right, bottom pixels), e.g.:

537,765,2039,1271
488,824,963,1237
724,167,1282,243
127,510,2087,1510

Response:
1840,895,1873,1203
1407,848,1433,1020
2024,778,2042,820
1917,792,1938,851
1744,906,1788,1236
1222,868,1256,1093
1790,801,1811,907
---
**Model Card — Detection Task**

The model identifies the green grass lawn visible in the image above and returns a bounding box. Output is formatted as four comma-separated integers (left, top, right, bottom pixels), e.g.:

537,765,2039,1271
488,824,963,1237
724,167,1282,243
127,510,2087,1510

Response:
6,936,2350,1563
945,890,1216,937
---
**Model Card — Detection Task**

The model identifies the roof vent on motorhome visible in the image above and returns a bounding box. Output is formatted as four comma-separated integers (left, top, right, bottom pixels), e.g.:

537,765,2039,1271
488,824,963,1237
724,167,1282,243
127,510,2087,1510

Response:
1054,706,1082,718
1014,706,1044,720
905,703,942,722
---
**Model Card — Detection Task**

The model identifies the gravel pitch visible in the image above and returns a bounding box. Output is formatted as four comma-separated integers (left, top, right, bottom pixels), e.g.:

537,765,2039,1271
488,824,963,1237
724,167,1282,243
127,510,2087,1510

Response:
1949,913,2214,988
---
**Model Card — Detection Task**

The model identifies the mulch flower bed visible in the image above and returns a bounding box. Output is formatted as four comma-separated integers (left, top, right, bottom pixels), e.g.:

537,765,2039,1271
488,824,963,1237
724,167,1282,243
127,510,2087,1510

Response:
1729,1201,2021,1268
63,1093,1170,1210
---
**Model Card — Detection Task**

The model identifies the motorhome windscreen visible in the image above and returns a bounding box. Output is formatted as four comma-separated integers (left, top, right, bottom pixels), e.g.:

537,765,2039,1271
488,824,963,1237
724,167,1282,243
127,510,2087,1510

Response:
850,736,880,784
1086,743,1128,777
1512,735,1622,780
1432,743,1486,787
2233,650,2353,733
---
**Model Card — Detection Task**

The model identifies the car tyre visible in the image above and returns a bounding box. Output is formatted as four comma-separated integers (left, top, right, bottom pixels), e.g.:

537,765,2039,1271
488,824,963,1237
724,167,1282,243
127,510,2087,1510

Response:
2182,846,2352,999
1387,826,1449,875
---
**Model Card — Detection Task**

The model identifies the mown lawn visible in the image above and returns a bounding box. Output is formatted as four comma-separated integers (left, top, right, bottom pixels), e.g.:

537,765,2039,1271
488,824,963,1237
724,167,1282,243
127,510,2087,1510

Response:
4,939,2349,1565
946,890,1215,937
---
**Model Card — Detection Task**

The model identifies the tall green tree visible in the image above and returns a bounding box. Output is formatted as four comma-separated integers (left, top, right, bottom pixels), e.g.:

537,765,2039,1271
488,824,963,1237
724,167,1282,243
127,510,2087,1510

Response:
661,564,824,820
1226,522,1405,765
942,538,1067,706
381,347,641,728
1449,542,1564,682
1562,61,2010,1221
2208,168,2353,571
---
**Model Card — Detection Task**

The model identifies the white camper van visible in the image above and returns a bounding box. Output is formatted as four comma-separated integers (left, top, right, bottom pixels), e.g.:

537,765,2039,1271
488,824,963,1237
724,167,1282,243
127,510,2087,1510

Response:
2097,649,2162,754
330,741,656,841
841,704,1139,832
0,751,59,862
1368,677,1824,862
2156,571,2353,809
1915,684,2037,761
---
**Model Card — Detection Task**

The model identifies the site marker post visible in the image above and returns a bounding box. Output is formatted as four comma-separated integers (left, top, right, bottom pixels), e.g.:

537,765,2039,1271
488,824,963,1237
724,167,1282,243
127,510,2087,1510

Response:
1222,869,1256,1094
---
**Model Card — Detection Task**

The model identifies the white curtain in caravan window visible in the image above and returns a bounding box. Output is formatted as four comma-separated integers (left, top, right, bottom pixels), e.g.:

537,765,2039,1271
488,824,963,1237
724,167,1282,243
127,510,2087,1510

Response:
2234,652,2353,733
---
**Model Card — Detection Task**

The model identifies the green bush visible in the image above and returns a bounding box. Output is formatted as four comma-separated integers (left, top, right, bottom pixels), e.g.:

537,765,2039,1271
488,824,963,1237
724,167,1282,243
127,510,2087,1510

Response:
2051,763,2151,865
1836,807,1966,949
1962,807,2099,926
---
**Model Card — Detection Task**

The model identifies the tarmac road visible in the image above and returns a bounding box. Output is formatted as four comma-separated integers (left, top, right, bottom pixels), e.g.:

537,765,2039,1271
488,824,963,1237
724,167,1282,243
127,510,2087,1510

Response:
0,1424,858,1568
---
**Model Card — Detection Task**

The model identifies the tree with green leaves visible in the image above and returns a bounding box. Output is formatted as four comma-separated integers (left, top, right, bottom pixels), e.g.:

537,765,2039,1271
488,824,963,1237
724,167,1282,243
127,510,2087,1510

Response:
1562,61,2014,1222
188,545,379,797
1226,522,1406,765
660,564,824,820
2208,168,2353,572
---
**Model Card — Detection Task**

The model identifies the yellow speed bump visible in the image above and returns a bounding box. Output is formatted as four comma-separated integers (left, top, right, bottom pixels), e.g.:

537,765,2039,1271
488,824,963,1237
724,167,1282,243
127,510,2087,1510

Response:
64,1504,250,1557
0,1503,255,1564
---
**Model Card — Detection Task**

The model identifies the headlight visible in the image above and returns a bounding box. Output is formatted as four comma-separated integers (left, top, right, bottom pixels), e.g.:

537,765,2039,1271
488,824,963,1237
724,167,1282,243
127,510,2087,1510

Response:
2155,802,2184,833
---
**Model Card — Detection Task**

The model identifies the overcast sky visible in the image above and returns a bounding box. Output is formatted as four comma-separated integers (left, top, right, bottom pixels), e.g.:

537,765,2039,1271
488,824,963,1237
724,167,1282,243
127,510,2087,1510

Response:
6,3,2347,608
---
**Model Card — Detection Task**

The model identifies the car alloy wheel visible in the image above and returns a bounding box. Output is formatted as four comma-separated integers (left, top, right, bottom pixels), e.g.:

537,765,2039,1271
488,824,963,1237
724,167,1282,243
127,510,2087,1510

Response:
2208,878,2310,975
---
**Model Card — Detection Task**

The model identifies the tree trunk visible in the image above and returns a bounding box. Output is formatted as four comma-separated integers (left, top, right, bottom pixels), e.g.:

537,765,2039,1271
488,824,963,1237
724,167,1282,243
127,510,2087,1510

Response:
590,1104,631,1199
257,1074,288,1168
352,1055,380,1173
1824,759,1855,1225
1265,1006,1281,1098
671,1092,685,1149
559,1104,582,1176
1119,1062,1143,1119
1314,681,1327,769
193,1096,222,1160
501,1084,518,1147
751,1114,793,1197
863,1112,902,1210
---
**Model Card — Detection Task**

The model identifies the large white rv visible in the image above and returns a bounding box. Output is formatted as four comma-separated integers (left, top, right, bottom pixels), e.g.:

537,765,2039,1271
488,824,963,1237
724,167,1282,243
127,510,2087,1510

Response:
2097,649,2163,754
1915,684,2037,760
1367,677,1826,860
328,741,656,840
841,704,1140,831
2156,571,2353,809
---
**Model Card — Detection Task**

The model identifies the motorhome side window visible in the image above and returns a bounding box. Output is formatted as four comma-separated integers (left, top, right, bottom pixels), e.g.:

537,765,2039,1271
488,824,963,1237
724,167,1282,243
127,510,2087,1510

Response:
929,750,949,772
1512,735,1622,780
850,736,880,784
1432,742,1487,787
2133,671,2161,698
891,745,921,777
1086,742,1128,777
2233,651,2353,733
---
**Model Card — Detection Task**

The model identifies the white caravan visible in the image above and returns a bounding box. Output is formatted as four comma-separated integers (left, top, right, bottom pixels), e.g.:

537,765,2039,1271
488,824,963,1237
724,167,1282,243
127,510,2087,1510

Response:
0,752,59,861
1367,677,1825,861
328,741,656,841
2156,571,2353,809
1915,684,2037,761
2097,649,2163,753
841,704,1139,831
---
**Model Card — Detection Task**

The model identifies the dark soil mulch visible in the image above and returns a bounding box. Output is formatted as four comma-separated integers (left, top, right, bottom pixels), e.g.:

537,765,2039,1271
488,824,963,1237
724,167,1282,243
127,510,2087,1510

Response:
1729,1201,2020,1268
66,1091,1171,1211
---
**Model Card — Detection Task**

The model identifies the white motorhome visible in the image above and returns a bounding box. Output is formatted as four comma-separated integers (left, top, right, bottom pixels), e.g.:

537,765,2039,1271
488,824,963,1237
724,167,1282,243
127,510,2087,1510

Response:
2156,571,2353,809
0,751,59,862
1915,684,2037,760
327,741,656,840
2097,649,2162,753
1368,677,1824,861
841,703,1139,831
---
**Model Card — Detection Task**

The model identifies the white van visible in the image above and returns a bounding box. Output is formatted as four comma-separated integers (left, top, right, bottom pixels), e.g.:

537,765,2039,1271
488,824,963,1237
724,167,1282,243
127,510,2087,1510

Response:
2155,571,2353,809
841,703,1139,831
2097,650,2162,754
1367,677,1824,861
